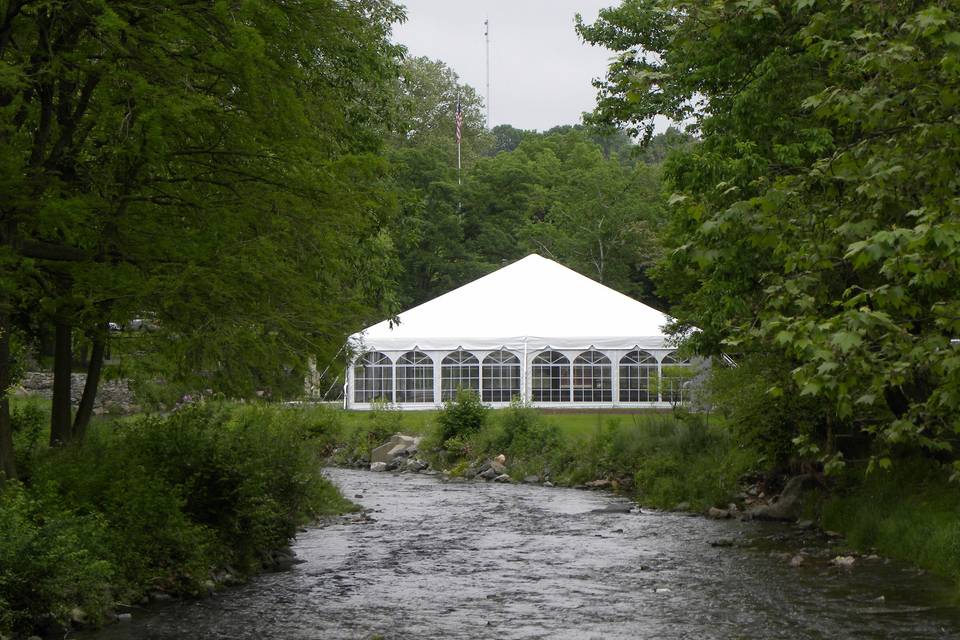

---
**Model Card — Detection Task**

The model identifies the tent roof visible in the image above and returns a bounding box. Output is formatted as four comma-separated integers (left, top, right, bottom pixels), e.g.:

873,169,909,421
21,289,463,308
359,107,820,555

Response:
352,254,674,352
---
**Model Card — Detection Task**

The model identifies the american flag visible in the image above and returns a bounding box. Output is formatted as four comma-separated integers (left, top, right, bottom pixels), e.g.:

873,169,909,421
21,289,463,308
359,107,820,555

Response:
455,97,463,144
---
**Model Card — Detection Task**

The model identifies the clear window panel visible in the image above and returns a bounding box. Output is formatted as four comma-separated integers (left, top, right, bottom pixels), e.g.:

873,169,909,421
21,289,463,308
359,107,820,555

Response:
481,350,521,403
396,350,434,403
531,350,570,402
353,351,393,403
619,350,656,402
441,350,480,401
572,350,611,402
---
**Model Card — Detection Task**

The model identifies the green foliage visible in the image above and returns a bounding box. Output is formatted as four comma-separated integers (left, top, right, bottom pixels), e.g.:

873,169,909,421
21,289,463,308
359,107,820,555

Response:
580,0,960,465
631,419,757,510
552,412,756,509
436,390,490,444
334,402,406,463
705,354,829,469
0,481,113,637
822,458,960,585
387,116,675,309
3,403,350,635
10,397,46,479
493,400,559,456
458,400,561,473
0,0,406,409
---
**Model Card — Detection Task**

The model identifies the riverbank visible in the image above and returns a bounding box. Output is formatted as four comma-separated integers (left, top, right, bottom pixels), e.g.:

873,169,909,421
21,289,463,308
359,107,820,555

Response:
4,398,957,637
75,468,960,640
321,400,960,594
0,401,354,639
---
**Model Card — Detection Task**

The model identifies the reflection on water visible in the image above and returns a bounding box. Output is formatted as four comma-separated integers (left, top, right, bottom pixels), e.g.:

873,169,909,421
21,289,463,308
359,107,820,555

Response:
82,468,960,640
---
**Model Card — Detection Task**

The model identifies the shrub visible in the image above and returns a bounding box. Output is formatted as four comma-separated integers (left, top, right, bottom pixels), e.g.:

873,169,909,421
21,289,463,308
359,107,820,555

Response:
333,402,406,463
10,398,46,481
0,481,114,637
16,402,351,620
705,353,826,469
436,390,489,444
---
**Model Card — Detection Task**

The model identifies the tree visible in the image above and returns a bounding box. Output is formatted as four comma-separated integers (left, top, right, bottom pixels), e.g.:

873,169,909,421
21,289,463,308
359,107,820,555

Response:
518,130,665,302
579,1,960,469
0,0,406,460
384,56,491,308
392,56,491,161
490,124,535,155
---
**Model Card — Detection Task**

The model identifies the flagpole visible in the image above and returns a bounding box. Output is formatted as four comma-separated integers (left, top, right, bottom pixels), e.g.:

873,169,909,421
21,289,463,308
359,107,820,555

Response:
456,94,462,186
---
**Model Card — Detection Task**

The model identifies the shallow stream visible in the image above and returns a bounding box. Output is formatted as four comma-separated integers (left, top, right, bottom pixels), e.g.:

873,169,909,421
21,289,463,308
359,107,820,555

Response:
83,468,960,639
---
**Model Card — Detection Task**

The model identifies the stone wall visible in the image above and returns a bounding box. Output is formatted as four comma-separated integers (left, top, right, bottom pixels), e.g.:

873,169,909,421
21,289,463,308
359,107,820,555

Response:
13,372,139,415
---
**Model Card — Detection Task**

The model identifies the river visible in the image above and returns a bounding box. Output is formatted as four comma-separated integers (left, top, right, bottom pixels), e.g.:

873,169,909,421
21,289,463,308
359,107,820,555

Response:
83,468,960,639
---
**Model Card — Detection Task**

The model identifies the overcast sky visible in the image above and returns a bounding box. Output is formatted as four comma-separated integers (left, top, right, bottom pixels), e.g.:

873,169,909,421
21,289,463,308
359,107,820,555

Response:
392,0,620,132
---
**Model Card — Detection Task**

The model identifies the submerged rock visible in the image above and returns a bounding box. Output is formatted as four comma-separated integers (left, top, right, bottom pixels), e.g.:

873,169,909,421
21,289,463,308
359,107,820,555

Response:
590,502,633,514
832,555,856,567
585,479,613,490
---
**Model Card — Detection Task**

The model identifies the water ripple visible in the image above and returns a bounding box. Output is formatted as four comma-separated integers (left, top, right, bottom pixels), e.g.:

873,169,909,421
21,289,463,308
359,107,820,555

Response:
83,468,960,640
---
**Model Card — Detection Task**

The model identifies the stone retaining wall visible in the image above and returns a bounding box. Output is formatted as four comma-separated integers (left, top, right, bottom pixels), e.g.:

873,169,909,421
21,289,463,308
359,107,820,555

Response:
13,372,139,414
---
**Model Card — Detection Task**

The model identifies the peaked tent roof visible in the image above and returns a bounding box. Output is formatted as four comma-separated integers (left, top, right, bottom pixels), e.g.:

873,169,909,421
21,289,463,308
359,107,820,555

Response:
351,254,674,352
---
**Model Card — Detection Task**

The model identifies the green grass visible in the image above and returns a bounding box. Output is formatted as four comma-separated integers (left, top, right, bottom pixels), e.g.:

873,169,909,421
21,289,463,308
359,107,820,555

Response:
822,458,960,587
328,404,756,511
338,407,438,435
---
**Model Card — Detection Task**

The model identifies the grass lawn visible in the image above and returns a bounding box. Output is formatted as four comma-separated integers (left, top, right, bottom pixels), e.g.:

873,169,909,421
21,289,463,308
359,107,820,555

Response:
337,407,677,442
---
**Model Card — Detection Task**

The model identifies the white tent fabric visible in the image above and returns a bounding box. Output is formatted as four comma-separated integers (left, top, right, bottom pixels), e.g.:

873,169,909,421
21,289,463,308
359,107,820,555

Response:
350,254,673,352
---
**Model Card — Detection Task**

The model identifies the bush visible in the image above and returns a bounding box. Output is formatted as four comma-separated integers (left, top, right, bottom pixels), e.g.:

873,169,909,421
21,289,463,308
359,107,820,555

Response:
0,481,114,637
5,401,352,636
10,398,46,481
705,353,826,469
436,390,489,444
333,402,406,463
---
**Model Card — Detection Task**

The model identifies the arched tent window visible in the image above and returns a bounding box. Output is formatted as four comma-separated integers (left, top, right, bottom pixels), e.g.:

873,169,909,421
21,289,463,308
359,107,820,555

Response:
572,350,611,402
482,350,521,403
353,351,393,403
531,350,570,402
441,350,480,401
661,352,692,405
619,350,657,402
396,350,434,403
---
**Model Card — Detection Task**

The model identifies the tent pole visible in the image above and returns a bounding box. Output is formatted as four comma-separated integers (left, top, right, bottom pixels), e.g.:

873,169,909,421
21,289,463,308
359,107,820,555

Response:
522,340,528,404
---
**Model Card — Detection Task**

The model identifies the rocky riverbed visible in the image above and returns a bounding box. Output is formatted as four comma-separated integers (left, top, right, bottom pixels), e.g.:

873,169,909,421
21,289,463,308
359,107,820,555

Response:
80,467,960,640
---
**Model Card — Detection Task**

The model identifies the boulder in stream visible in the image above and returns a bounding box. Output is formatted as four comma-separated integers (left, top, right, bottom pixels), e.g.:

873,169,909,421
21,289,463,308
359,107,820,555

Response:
371,434,421,465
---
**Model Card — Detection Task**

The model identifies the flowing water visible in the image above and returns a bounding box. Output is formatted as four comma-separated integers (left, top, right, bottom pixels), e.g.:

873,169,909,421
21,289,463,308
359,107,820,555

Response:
84,468,960,639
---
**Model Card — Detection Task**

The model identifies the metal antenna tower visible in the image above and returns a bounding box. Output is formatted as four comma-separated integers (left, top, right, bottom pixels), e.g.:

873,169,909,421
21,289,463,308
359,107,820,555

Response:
485,18,490,128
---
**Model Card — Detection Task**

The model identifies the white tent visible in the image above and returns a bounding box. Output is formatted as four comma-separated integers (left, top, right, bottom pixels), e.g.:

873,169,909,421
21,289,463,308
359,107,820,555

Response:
346,254,692,409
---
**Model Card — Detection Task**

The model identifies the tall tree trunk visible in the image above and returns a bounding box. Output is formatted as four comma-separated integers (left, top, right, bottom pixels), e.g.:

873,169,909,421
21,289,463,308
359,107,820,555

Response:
72,325,106,442
50,320,73,446
0,315,17,481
